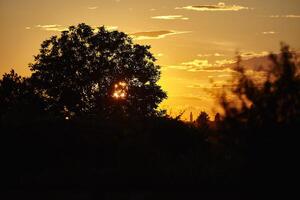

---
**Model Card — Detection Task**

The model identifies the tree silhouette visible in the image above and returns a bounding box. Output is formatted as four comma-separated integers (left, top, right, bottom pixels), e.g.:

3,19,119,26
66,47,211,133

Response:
214,113,221,123
29,23,166,118
196,111,210,129
0,70,45,121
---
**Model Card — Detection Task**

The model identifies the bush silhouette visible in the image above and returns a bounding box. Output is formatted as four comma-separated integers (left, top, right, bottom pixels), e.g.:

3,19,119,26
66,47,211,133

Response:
218,43,300,184
220,44,300,127
0,70,45,123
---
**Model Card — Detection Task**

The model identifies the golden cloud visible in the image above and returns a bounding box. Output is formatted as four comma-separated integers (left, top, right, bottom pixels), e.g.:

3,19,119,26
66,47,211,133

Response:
97,25,118,31
270,15,300,18
151,15,189,20
181,59,232,72
88,7,98,10
198,53,225,57
215,59,235,66
262,31,276,35
182,59,213,68
130,30,191,40
35,24,118,33
240,51,269,59
176,2,249,12
36,24,67,32
165,65,233,73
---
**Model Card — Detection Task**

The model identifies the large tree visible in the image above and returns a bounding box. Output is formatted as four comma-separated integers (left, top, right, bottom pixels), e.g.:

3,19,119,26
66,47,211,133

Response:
29,23,166,118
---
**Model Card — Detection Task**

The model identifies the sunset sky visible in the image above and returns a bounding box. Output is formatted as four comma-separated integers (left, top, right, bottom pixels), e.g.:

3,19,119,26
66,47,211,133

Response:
1,0,300,120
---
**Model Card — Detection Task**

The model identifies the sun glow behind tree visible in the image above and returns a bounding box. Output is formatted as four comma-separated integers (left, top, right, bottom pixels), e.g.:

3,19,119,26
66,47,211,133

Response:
112,81,128,100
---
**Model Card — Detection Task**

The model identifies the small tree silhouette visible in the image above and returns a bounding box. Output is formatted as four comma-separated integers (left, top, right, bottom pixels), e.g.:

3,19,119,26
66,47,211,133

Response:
196,111,210,129
29,23,167,118
214,113,221,123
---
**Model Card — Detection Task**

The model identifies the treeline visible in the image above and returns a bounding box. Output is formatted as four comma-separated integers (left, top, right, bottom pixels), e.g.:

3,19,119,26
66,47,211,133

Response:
1,24,299,188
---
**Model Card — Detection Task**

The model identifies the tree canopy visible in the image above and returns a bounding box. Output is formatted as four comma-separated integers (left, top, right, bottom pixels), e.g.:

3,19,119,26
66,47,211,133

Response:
26,23,166,119
196,111,210,129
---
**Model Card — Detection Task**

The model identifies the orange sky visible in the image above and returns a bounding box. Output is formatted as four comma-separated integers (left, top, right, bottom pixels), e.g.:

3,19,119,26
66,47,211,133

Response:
1,0,300,120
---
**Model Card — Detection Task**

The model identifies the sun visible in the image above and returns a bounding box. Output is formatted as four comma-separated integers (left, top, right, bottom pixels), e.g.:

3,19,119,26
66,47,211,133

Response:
112,81,128,99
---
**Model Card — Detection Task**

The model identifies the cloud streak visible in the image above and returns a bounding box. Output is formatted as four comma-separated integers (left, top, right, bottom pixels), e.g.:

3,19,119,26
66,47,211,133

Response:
240,51,269,59
36,24,67,32
97,25,118,31
198,53,225,57
130,30,191,40
176,2,249,12
88,6,98,10
270,14,300,18
33,24,118,33
151,15,189,20
165,58,235,72
262,31,276,35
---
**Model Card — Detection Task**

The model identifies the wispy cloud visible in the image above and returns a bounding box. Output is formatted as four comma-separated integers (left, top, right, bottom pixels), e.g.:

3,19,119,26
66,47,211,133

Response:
240,51,269,59
285,15,300,18
211,40,236,47
166,65,233,73
98,25,118,31
36,24,67,32
130,30,191,40
214,59,235,66
187,80,227,89
88,6,98,10
151,15,189,20
90,25,118,33
182,59,213,68
165,59,235,72
35,24,118,33
198,53,225,57
262,31,276,35
176,2,249,12
270,14,300,18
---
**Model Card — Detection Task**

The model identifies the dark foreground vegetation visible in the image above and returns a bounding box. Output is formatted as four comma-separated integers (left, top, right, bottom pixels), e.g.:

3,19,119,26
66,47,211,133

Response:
1,24,299,192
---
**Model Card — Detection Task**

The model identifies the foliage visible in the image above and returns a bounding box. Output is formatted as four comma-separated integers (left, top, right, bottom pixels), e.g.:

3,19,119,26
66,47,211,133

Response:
218,44,300,184
220,44,300,128
29,23,166,118
196,111,210,129
0,70,45,122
